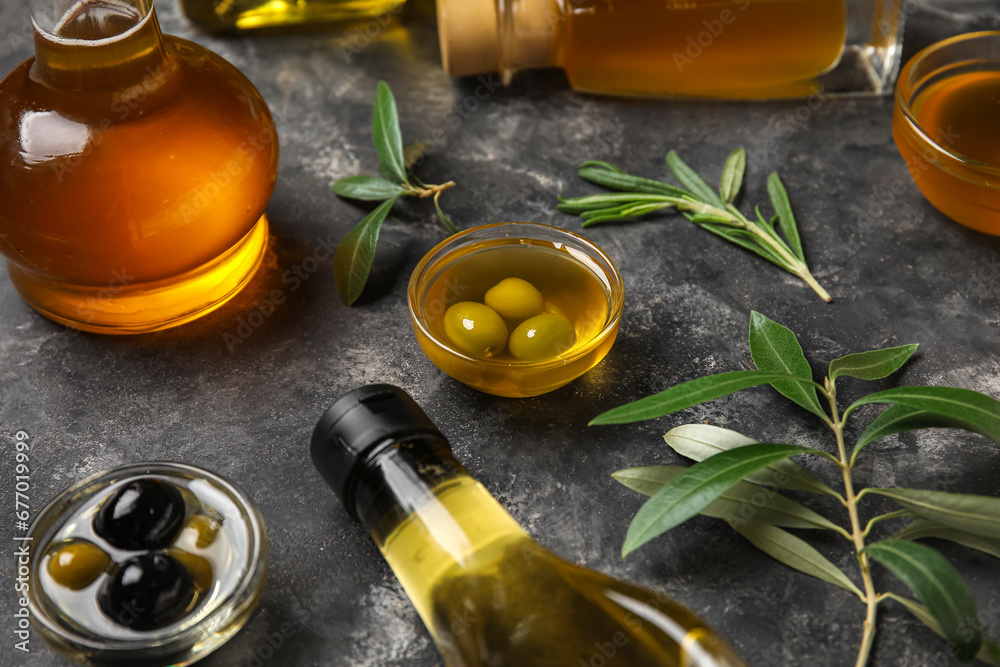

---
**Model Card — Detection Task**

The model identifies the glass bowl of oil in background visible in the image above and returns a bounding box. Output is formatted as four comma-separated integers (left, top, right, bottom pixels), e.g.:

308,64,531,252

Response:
22,462,268,666
893,31,1000,235
408,222,624,398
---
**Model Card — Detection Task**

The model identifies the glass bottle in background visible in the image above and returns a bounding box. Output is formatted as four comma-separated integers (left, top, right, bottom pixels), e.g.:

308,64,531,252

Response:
0,0,278,333
179,0,406,31
438,0,907,98
311,385,747,667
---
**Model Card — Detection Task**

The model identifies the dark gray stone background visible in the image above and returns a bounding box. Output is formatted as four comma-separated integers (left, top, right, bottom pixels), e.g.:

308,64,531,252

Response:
2,1,999,665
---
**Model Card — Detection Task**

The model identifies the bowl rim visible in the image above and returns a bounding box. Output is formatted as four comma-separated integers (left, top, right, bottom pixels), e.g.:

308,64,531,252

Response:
895,29,1000,177
22,461,268,656
407,221,625,371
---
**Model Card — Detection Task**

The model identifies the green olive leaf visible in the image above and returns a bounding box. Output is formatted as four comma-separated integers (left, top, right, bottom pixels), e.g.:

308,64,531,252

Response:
887,595,1000,666
893,519,1000,560
590,370,810,426
829,344,919,382
846,386,1000,445
731,520,863,598
331,175,407,202
664,424,838,497
748,311,827,420
867,487,1000,539
613,466,844,532
333,196,399,306
853,404,984,463
621,443,823,556
865,540,982,661
372,81,408,185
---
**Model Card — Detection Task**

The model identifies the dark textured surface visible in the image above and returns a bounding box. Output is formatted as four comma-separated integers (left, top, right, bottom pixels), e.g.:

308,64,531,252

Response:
2,2,1000,666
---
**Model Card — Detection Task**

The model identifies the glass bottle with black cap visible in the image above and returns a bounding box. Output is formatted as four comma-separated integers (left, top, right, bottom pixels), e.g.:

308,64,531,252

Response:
311,384,746,666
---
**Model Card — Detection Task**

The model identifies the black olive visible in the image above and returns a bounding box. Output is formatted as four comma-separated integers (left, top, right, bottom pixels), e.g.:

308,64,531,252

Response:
94,478,185,550
99,554,196,631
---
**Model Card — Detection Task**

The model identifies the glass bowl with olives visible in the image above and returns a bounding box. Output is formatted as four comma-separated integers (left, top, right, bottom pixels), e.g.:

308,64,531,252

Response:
22,462,268,666
408,222,625,397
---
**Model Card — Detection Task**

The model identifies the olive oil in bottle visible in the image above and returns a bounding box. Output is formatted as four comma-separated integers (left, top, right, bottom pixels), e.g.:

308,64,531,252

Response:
311,385,747,667
438,0,849,98
179,0,405,31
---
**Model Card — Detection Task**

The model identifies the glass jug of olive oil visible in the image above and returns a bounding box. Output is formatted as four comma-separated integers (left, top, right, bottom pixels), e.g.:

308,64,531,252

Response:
311,385,747,666
0,0,278,333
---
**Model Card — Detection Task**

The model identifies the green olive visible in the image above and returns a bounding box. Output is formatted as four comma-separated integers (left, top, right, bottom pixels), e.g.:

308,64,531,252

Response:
444,302,508,357
166,547,214,593
484,278,545,321
508,313,576,361
176,514,221,549
47,540,111,590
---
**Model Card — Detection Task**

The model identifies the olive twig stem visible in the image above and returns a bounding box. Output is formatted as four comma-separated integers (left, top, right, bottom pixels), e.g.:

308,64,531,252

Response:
822,378,879,667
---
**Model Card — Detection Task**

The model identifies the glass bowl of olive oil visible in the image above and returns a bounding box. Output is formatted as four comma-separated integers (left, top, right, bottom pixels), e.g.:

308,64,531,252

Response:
22,462,268,666
408,222,625,398
893,31,1000,235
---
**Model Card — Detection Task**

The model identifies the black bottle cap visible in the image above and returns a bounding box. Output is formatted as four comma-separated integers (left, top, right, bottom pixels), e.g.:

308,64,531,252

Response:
310,385,445,520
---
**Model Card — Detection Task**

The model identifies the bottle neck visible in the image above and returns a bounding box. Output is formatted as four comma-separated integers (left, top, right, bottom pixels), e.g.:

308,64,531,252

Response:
353,436,527,628
29,0,173,94
497,0,563,84
437,0,562,82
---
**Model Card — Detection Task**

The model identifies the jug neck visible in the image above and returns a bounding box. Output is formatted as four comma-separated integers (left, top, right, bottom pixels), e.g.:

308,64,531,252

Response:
437,0,562,84
30,0,172,93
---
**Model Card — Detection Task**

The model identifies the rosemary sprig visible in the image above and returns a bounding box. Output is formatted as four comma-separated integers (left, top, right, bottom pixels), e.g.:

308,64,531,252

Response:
331,81,458,306
557,148,832,303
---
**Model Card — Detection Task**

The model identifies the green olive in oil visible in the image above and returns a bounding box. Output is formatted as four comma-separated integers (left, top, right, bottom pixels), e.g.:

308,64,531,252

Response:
410,224,622,397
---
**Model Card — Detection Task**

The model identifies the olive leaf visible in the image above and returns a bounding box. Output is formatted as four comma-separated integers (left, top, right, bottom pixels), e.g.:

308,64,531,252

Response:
664,424,837,497
613,466,844,533
866,487,1000,539
333,197,399,306
332,175,407,201
748,311,827,420
887,594,1000,666
847,386,1000,444
829,344,919,382
622,443,823,556
602,312,1000,665
853,404,995,464
330,82,459,306
893,519,1000,560
865,539,982,661
731,520,863,598
372,81,407,184
590,370,810,426
558,148,832,302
